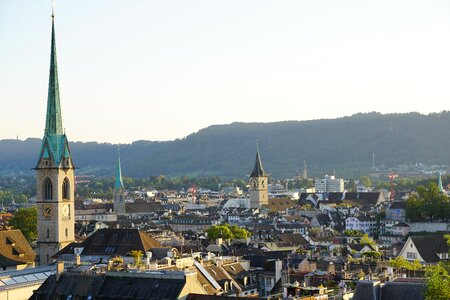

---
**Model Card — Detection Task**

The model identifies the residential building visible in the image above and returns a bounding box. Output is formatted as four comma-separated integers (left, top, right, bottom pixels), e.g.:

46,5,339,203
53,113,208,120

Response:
345,216,377,236
397,234,450,264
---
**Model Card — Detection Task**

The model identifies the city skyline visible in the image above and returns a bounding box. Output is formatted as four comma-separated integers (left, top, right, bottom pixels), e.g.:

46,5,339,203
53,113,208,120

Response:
1,1,450,143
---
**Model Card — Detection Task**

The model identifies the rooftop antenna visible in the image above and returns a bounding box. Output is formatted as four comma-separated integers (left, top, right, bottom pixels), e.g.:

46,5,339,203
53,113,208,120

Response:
372,152,375,170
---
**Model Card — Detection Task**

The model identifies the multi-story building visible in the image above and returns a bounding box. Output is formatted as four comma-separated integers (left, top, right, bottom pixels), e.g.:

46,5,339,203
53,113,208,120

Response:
314,175,344,193
345,216,377,236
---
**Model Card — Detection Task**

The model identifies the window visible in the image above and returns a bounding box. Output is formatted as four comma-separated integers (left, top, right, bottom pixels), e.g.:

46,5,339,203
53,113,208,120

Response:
62,178,70,200
407,252,417,260
43,178,53,200
47,229,50,239
65,228,68,237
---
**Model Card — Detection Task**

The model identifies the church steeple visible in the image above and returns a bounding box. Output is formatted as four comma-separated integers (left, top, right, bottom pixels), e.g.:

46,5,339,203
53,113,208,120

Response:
115,147,125,192
45,13,63,136
36,7,75,266
438,173,445,194
248,144,268,209
250,147,266,178
37,10,71,168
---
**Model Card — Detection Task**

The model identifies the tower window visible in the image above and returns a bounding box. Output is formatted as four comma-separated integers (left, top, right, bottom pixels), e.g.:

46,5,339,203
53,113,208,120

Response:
47,229,50,239
62,178,70,200
65,228,68,237
43,178,53,200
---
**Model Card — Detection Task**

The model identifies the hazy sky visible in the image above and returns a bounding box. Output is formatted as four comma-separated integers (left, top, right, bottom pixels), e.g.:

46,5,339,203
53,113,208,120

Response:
1,1,450,143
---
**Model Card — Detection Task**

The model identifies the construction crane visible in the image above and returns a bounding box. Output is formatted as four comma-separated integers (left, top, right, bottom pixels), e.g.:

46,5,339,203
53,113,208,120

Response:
388,173,398,201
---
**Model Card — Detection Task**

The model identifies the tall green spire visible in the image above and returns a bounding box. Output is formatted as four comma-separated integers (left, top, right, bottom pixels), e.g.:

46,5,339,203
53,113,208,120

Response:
36,10,71,168
115,147,125,192
45,13,63,136
438,173,445,194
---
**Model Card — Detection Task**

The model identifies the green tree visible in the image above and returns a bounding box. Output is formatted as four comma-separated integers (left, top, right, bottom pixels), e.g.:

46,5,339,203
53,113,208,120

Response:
205,224,250,240
9,207,37,242
130,250,143,266
359,176,371,188
229,225,250,239
360,234,377,248
205,225,233,240
425,263,450,300
406,183,450,222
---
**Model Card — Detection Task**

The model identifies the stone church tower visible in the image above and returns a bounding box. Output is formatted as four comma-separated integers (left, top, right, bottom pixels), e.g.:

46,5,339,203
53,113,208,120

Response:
113,148,126,216
36,12,75,265
249,148,269,208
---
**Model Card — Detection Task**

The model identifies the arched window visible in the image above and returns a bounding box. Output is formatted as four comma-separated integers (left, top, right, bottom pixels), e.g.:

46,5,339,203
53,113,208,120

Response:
224,282,228,293
43,178,53,200
62,178,70,200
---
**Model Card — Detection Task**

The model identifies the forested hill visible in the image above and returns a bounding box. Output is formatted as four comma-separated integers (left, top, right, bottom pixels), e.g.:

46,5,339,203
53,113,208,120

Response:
1,112,450,178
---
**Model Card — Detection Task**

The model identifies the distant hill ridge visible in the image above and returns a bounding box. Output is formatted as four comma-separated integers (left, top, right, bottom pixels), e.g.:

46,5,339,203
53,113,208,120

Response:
1,112,450,178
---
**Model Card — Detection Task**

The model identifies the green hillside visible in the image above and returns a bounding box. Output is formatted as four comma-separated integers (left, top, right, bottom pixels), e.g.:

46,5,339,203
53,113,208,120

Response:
1,112,449,178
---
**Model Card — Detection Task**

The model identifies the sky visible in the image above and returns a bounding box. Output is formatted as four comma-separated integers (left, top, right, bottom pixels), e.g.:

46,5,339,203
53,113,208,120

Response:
1,1,450,143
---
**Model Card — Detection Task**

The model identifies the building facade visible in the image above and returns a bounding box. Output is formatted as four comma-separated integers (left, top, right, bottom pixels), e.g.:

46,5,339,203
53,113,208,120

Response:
314,175,344,193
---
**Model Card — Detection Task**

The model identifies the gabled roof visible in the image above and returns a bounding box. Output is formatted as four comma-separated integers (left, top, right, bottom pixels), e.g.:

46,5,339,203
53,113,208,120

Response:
276,233,310,247
0,230,36,267
250,150,266,177
409,234,450,263
32,272,188,300
126,201,164,213
57,228,164,256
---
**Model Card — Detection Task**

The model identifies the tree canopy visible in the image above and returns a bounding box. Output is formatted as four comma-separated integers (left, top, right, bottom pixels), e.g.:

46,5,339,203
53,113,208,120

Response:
405,183,450,222
205,224,250,240
9,207,37,242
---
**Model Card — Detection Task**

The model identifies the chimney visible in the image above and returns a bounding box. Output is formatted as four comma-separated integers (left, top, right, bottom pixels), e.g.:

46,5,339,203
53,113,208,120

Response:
216,256,223,267
74,254,80,266
216,238,223,246
107,259,113,271
56,261,64,281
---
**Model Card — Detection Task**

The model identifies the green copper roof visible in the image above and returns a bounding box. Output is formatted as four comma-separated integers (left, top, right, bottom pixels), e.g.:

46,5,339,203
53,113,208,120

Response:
45,16,63,136
115,148,125,192
438,173,445,193
250,148,266,177
37,14,71,168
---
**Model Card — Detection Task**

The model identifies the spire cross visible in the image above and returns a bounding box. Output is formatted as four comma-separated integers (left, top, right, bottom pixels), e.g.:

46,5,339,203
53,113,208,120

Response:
51,1,55,18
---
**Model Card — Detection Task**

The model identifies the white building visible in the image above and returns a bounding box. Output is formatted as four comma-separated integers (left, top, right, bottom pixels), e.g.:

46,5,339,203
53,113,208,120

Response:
345,216,377,236
315,175,344,193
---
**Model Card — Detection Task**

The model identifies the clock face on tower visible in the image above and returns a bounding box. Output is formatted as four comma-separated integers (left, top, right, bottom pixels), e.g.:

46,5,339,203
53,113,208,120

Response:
43,204,53,218
62,204,70,217
252,179,258,189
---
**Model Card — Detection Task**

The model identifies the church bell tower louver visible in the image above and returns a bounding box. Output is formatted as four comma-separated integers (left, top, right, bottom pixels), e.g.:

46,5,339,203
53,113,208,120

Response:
35,10,75,265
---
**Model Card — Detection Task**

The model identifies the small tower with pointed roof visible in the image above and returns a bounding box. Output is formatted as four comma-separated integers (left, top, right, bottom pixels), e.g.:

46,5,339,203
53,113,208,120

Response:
438,173,445,194
114,147,126,216
36,9,75,265
249,146,269,208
